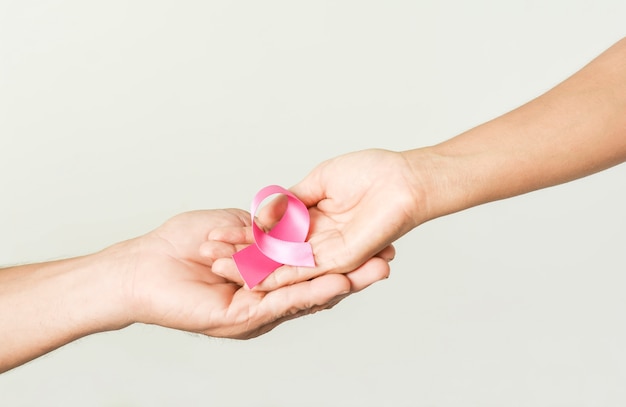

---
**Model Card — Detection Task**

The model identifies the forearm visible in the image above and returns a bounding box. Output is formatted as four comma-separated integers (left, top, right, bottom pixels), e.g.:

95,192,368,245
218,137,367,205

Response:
406,37,626,223
0,247,132,373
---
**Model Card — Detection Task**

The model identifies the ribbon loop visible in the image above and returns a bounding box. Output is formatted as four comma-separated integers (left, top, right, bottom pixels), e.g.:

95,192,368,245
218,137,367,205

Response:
233,185,315,288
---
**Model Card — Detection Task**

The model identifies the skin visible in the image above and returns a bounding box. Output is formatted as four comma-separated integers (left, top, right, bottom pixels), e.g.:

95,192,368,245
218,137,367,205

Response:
5,36,624,375
212,36,626,289
0,209,391,373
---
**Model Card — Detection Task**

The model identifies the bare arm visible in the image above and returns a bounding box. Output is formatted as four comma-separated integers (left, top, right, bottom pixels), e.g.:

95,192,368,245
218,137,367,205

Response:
408,37,626,223
0,253,130,372
0,209,390,373
217,37,626,290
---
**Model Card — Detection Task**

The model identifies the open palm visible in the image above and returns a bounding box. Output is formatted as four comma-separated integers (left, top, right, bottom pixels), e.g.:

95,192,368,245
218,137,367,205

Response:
212,149,420,290
123,209,389,338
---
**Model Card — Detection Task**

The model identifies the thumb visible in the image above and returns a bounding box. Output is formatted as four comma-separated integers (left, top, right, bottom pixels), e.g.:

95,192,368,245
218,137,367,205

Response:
289,164,327,208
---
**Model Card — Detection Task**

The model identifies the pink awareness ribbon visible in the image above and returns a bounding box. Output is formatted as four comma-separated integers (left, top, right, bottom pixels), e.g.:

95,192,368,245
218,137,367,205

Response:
233,185,315,288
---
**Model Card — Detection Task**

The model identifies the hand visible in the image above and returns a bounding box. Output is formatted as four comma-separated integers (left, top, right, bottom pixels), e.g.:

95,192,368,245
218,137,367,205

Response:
0,209,391,373
120,209,391,339
212,149,423,290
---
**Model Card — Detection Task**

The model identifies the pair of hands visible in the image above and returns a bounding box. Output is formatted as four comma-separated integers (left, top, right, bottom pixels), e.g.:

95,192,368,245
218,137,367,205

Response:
0,149,424,373
124,149,424,339
117,38,626,340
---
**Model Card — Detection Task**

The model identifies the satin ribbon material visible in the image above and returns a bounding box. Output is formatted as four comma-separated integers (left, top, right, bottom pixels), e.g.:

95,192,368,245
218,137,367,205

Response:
233,185,315,288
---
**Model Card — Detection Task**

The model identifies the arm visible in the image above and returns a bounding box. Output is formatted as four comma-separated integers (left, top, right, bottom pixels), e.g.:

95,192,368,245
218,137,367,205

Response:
411,36,626,222
212,37,626,289
0,209,390,373
0,253,130,374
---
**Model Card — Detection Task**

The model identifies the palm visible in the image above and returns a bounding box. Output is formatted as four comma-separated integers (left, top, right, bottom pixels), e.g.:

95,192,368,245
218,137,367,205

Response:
284,149,418,278
126,209,381,339
128,210,249,336
211,149,414,290
304,154,417,273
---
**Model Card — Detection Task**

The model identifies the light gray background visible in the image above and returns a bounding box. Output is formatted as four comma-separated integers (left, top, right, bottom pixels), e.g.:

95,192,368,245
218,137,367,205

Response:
1,1,625,406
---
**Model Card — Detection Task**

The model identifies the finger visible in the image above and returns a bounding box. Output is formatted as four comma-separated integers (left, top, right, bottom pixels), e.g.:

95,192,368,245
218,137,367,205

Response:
215,243,394,291
240,292,349,339
241,260,392,339
212,257,246,286
253,241,395,291
252,263,322,291
198,241,240,265
255,194,289,230
374,244,396,262
242,273,351,338
289,163,328,208
345,256,390,293
257,255,390,295
208,226,253,245
252,231,352,290
273,273,351,313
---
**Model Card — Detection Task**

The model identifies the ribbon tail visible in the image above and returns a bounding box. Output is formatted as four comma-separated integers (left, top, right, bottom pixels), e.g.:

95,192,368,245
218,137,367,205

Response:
233,244,282,288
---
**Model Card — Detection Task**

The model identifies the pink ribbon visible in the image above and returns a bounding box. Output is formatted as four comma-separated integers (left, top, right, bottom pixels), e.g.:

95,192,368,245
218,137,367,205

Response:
233,185,315,288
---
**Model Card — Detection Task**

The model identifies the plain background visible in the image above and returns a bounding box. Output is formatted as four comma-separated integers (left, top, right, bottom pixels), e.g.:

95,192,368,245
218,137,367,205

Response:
1,1,626,406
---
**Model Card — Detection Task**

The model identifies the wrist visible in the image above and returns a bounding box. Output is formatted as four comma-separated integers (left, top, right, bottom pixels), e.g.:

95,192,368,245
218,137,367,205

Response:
0,246,135,372
50,246,136,337
400,146,473,224
89,241,140,331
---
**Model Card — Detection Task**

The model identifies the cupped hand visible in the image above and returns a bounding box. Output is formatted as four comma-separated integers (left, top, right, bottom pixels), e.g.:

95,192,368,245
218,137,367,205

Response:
212,149,424,290
117,209,390,339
